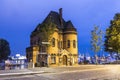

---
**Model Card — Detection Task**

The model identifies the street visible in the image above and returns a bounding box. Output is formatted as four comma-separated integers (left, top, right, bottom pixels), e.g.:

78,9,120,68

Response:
1,65,120,80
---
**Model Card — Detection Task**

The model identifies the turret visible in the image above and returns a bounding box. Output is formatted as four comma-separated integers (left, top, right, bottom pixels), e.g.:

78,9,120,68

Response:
59,8,63,27
63,21,78,54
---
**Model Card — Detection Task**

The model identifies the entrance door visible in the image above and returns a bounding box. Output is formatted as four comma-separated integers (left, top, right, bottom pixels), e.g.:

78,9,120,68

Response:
63,55,67,65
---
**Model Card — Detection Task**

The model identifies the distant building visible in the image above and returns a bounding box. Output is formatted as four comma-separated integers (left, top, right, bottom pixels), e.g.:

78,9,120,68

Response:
5,54,27,69
0,60,5,70
26,8,78,67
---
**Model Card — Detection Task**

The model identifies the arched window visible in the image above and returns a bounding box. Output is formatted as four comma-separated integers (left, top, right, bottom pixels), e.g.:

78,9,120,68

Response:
58,41,62,48
67,40,70,48
58,41,60,48
73,40,76,48
52,38,55,47
51,55,56,64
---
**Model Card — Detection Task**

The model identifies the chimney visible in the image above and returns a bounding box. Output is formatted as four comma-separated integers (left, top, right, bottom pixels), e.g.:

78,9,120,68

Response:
59,8,62,18
59,8,63,27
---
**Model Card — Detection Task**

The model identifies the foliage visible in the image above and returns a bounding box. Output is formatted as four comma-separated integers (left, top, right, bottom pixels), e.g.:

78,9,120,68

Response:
39,22,57,42
0,39,11,61
91,26,103,53
105,13,120,53
91,26,103,64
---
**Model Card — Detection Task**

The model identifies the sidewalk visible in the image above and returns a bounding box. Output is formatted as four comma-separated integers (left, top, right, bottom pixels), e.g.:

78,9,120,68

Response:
0,65,107,77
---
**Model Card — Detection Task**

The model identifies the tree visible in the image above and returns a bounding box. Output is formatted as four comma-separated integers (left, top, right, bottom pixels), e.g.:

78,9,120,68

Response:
39,22,57,43
0,39,11,61
31,21,56,46
36,21,56,67
105,13,120,54
91,26,103,64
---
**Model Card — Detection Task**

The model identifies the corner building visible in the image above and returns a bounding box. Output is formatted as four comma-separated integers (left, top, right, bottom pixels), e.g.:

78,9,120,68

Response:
26,8,78,67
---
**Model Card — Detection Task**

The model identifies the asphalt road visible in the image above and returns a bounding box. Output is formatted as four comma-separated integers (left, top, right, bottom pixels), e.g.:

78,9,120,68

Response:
1,65,120,80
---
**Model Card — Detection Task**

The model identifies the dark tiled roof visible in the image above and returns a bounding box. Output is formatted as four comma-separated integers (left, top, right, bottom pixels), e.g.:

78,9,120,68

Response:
64,20,77,31
43,11,66,28
66,21,74,28
32,9,77,34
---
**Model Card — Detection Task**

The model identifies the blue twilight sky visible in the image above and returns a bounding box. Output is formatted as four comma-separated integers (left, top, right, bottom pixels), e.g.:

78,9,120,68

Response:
0,0,120,56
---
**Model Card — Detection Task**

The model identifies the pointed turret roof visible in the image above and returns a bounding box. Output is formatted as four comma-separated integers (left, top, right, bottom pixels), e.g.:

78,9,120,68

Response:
64,20,77,31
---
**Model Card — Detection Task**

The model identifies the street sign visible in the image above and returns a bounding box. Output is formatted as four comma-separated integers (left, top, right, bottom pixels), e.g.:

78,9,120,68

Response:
42,42,50,45
39,52,47,54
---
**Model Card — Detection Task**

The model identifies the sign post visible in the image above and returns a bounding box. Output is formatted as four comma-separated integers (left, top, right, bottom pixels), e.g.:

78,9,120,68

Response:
41,42,50,45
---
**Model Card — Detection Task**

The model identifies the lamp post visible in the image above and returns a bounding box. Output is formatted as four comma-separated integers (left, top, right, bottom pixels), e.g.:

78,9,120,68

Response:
108,47,113,58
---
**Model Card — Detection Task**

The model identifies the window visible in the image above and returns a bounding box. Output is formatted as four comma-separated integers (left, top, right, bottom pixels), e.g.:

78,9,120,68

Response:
58,41,62,48
41,46,46,52
61,41,63,48
63,41,66,48
51,56,56,64
38,38,41,45
67,40,70,48
52,38,55,47
58,41,60,48
73,40,76,48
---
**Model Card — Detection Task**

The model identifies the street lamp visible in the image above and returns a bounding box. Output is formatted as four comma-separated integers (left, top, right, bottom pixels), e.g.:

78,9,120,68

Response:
108,47,113,55
108,47,113,50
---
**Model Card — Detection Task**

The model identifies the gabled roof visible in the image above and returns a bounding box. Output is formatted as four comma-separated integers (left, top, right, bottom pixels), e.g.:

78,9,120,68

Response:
31,9,77,36
59,49,70,56
43,11,66,28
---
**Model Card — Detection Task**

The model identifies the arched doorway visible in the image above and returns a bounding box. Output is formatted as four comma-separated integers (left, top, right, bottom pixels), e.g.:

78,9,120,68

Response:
63,55,67,65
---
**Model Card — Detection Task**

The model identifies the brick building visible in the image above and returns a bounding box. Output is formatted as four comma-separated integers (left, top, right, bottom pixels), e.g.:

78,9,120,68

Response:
26,8,78,67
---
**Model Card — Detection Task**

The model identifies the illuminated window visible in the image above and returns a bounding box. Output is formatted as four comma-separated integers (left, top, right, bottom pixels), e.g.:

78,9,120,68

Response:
58,41,62,48
52,38,55,47
51,56,56,64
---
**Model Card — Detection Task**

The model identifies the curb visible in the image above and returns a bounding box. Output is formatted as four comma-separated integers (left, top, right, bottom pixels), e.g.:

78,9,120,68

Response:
0,71,45,77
